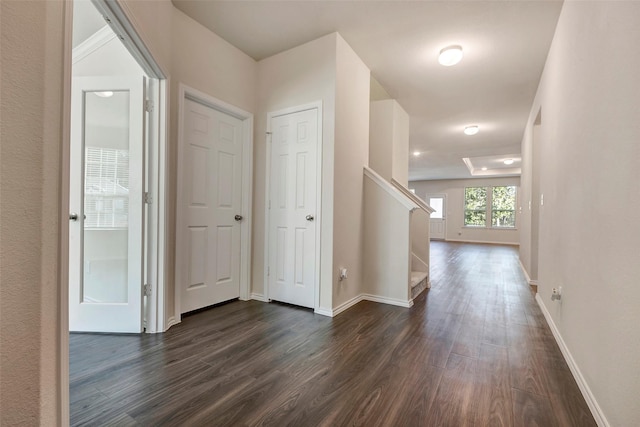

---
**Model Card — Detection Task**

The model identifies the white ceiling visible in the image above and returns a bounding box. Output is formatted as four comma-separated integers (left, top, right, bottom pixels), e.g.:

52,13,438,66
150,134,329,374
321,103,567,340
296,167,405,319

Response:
172,0,563,181
72,0,107,48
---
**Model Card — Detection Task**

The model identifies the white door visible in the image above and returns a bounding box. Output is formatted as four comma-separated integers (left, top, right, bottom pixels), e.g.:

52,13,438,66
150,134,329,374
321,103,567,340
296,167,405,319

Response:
268,108,318,308
69,76,145,333
178,99,243,313
428,194,446,240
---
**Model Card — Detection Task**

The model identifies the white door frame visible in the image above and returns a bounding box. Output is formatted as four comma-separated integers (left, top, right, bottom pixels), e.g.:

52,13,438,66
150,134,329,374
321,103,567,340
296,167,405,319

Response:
427,193,447,240
175,84,254,323
60,0,168,424
264,102,323,311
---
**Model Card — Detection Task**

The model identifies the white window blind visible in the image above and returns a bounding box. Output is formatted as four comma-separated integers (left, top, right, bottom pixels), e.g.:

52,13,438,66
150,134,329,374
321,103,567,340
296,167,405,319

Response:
84,147,129,229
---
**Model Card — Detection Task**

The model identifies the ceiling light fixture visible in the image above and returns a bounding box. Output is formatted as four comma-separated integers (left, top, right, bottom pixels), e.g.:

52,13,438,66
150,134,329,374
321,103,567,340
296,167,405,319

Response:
464,125,479,136
413,151,421,156
438,45,463,66
481,167,488,171
94,91,114,98
504,159,514,165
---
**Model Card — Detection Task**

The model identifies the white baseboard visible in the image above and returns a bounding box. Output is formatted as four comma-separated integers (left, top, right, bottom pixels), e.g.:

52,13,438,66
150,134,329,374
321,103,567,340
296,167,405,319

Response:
517,259,540,287
316,293,413,318
165,316,179,331
535,294,609,427
250,292,268,302
313,295,364,317
362,294,413,308
446,238,519,246
313,307,334,317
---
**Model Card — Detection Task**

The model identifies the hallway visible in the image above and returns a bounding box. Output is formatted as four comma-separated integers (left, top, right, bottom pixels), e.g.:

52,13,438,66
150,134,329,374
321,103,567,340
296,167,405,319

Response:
70,242,595,426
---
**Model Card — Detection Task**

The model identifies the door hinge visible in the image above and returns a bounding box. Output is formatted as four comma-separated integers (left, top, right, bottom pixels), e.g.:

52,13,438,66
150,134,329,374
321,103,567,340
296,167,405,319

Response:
144,99,154,113
144,283,152,296
145,192,153,204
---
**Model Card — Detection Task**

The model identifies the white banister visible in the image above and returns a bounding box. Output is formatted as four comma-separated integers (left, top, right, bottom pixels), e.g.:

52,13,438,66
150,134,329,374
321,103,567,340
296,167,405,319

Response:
364,167,419,212
363,167,432,306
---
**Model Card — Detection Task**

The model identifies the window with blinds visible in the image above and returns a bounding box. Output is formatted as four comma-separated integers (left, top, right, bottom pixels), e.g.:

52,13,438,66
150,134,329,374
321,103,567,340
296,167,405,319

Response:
84,147,129,229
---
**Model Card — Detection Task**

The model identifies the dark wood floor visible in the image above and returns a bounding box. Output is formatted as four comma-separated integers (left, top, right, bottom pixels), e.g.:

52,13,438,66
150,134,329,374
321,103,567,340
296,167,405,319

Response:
70,242,596,426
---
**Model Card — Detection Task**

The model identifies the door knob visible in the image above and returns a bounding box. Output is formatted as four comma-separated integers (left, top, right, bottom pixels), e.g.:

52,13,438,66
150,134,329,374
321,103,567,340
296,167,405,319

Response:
306,215,314,221
69,213,79,221
234,215,243,221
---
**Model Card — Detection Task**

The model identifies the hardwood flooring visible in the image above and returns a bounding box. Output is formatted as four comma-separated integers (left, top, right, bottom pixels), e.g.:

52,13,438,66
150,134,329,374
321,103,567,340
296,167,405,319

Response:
70,242,596,426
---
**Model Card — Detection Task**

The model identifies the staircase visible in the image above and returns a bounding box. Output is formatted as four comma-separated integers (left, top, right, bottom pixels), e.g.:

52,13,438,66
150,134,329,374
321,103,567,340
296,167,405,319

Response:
411,271,429,299
363,167,434,307
410,250,430,300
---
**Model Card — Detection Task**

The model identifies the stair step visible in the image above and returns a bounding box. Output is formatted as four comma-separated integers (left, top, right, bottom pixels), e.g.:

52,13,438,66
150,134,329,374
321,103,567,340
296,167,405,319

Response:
411,271,428,288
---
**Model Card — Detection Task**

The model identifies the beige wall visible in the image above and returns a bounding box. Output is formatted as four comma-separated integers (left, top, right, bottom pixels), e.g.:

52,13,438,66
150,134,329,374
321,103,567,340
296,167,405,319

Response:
363,177,411,301
0,1,66,424
169,8,257,319
120,3,258,322
520,2,640,425
410,177,521,245
391,103,409,186
369,99,409,186
332,36,370,307
370,76,391,101
256,34,337,310
255,34,370,311
119,0,173,75
369,101,394,181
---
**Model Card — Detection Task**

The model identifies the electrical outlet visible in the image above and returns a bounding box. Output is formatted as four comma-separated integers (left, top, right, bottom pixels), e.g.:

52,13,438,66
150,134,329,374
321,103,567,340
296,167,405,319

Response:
339,268,348,281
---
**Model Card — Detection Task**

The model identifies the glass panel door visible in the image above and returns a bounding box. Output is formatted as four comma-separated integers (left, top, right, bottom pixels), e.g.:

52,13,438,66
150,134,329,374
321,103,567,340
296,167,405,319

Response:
83,91,131,304
69,76,145,333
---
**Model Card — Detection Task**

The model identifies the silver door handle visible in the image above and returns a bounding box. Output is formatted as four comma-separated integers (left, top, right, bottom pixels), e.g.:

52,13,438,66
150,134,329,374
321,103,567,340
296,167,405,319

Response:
234,215,243,221
69,213,79,221
306,215,314,221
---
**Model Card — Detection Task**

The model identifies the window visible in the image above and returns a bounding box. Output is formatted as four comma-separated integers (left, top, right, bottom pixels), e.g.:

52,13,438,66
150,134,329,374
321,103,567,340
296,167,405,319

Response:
491,186,516,227
464,187,487,227
464,185,516,228
428,197,444,219
84,147,129,229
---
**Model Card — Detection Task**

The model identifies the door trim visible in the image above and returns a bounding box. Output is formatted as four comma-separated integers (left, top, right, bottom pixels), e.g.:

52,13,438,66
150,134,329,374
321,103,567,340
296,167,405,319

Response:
264,102,323,311
427,193,447,240
61,0,168,424
175,83,254,322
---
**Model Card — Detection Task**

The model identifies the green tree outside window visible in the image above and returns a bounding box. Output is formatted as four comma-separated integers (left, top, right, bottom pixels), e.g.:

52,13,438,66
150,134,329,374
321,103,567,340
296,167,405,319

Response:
464,187,487,226
464,186,516,228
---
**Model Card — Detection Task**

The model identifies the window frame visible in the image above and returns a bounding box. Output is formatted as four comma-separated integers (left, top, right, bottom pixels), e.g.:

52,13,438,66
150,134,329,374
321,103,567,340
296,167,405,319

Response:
463,185,517,229
463,187,487,228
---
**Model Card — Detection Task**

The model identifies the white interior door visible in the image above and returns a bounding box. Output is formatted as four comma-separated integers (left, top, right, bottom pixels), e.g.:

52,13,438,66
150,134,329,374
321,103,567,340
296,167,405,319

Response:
179,99,243,313
428,194,446,240
268,108,318,308
69,76,145,333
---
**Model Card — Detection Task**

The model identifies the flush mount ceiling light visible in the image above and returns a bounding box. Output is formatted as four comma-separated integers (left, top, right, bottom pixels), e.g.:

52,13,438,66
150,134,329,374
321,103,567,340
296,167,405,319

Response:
438,45,463,66
94,91,114,98
464,125,479,136
481,167,488,171
504,159,515,165
413,151,421,156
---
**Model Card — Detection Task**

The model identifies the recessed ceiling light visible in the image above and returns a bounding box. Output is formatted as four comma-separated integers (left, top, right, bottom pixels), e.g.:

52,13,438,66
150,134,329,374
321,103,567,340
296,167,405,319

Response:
481,167,488,171
94,91,114,98
464,125,479,136
438,45,463,66
504,159,514,165
413,151,421,156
